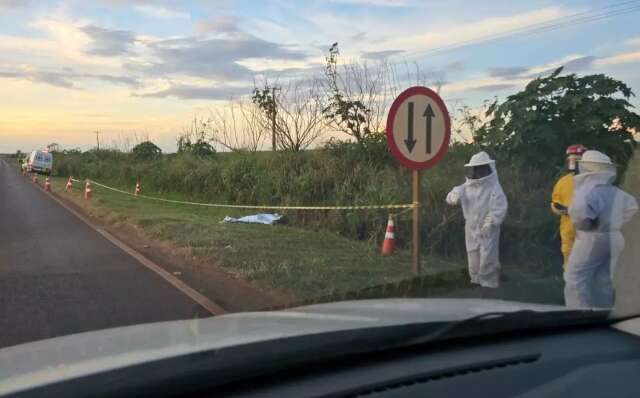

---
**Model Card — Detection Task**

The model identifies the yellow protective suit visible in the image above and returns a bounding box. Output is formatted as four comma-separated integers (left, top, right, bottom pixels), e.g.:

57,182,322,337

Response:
551,174,575,267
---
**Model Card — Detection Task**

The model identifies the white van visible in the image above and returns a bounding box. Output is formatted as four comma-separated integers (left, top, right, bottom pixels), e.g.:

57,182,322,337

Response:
23,150,53,175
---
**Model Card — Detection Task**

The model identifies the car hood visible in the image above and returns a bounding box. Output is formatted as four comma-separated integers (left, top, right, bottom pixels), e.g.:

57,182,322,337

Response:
0,298,564,395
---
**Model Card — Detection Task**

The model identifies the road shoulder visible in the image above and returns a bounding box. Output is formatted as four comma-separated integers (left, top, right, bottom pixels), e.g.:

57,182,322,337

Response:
46,184,294,312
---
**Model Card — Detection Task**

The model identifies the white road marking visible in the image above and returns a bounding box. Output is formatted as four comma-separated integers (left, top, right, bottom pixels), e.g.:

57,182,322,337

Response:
41,183,226,316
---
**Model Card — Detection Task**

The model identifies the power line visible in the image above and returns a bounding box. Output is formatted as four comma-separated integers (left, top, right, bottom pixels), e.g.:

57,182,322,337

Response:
404,0,640,58
416,3,640,56
419,2,640,55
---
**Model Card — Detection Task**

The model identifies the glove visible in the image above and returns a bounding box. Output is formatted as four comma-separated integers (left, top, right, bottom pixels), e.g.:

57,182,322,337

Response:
446,189,460,205
480,218,493,238
551,202,568,216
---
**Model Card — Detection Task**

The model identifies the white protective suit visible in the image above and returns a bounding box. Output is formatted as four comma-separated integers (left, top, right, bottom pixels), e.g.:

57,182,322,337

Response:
446,152,508,288
564,169,638,309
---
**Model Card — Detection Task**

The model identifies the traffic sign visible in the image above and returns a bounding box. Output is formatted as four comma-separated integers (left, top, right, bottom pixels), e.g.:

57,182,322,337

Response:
386,86,451,170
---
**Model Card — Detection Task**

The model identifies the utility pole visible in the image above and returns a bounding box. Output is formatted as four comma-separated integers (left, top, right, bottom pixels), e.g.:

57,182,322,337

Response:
95,130,100,151
266,86,280,151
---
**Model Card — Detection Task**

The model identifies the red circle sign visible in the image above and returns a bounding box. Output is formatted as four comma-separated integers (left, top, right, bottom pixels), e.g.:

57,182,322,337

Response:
386,86,451,170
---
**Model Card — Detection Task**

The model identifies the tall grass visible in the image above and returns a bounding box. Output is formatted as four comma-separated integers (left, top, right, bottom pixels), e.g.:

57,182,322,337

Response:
53,143,563,271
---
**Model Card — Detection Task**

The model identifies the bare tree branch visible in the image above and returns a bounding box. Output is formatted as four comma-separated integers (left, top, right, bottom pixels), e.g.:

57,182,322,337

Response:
274,78,326,151
206,97,267,152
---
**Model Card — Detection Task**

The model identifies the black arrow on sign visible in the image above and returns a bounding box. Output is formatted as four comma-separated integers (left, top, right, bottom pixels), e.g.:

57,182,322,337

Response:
404,102,416,153
423,104,435,154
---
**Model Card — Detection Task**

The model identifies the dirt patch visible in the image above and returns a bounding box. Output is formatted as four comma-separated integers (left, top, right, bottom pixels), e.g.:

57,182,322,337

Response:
50,190,295,312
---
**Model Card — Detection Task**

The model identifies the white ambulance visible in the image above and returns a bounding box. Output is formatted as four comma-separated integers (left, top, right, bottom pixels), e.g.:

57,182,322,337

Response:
23,150,53,175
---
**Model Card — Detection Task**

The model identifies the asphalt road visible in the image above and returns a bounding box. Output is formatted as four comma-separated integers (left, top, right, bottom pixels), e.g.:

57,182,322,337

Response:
0,160,210,348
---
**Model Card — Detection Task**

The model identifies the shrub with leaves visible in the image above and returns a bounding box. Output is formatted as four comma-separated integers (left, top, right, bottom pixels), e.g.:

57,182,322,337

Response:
475,67,639,172
132,141,162,160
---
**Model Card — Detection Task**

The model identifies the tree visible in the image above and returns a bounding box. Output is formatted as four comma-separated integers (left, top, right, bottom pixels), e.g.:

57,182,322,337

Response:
132,141,162,160
46,143,61,152
475,67,639,171
177,117,216,157
208,98,266,152
321,43,441,144
252,87,278,150
322,44,377,143
273,78,326,151
252,78,325,151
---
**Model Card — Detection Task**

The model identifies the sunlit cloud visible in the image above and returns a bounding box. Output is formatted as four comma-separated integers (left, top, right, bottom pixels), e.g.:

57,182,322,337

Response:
388,7,573,57
327,0,410,6
0,0,29,8
594,51,640,67
80,25,137,57
1,0,639,153
133,4,190,20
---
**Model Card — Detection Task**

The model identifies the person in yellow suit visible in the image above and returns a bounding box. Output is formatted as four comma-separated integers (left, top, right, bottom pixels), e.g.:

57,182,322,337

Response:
551,144,587,267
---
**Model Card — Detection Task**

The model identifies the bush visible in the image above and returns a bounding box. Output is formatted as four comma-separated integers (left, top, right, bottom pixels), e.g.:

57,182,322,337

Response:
132,141,162,160
52,143,565,269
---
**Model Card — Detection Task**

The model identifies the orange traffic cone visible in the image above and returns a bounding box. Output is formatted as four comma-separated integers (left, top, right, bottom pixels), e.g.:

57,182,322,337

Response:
381,215,396,256
84,181,92,200
44,177,51,192
134,182,141,197
65,177,73,191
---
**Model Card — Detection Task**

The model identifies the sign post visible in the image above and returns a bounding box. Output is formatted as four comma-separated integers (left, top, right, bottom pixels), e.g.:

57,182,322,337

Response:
412,169,420,274
386,86,451,275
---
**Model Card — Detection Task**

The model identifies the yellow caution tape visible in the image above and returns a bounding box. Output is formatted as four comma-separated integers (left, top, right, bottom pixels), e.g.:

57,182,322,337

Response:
75,178,415,211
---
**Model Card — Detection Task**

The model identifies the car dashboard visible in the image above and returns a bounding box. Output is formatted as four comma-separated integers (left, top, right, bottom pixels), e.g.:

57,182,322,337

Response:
214,319,640,397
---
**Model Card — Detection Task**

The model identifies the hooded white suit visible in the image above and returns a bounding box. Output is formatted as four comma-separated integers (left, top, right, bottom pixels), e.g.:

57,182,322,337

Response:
564,152,638,308
446,152,508,288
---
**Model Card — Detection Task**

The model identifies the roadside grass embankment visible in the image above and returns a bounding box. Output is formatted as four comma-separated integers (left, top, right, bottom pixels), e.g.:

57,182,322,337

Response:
49,176,466,301
52,141,565,274
43,137,581,306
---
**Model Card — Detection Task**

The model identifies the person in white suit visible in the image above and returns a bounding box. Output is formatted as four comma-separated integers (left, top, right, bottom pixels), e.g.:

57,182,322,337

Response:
446,152,508,288
564,150,638,309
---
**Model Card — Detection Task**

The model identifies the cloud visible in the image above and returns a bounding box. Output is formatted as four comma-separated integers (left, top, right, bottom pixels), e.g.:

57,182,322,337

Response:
626,37,640,47
195,16,240,36
37,71,75,88
543,55,595,75
350,32,366,42
328,0,410,6
80,25,136,56
444,61,464,72
526,55,596,77
594,50,640,67
81,113,112,118
383,7,573,57
134,4,189,20
0,67,140,89
445,53,603,97
128,35,307,81
87,73,139,86
561,55,596,72
487,66,527,78
361,49,404,60
467,83,517,92
0,0,29,8
134,83,250,100
0,70,74,88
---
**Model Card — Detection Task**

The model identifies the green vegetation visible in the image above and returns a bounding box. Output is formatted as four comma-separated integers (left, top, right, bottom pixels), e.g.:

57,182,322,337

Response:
43,69,639,302
51,176,462,300
476,67,639,171
132,141,162,160
52,139,561,272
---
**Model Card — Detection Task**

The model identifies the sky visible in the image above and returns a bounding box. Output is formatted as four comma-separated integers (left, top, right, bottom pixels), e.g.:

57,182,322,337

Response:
1,0,639,153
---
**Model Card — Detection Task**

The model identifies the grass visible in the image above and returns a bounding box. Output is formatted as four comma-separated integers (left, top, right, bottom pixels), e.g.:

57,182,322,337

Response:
49,176,464,300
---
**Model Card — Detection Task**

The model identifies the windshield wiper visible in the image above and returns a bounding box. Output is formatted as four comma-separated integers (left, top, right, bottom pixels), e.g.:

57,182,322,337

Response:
399,309,610,348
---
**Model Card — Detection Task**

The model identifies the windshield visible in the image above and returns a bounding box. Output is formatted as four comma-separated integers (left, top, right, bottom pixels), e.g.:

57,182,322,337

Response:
0,0,638,364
